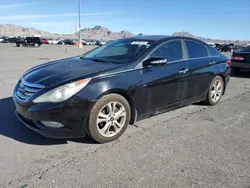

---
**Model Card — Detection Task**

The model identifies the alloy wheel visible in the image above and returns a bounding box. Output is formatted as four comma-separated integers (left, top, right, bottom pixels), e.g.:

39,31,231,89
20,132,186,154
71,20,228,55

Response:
97,102,126,137
211,79,223,102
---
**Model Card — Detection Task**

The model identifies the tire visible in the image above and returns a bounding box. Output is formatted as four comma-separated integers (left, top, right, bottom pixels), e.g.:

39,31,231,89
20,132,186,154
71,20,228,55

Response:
203,76,224,106
16,44,20,47
87,94,131,143
34,43,39,47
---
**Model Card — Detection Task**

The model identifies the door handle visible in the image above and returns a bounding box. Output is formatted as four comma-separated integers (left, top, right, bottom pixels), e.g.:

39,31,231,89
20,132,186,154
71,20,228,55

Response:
209,61,216,65
179,68,189,74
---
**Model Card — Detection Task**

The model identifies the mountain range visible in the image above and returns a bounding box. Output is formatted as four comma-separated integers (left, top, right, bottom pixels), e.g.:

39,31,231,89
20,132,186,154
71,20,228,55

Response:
0,24,249,45
0,24,135,40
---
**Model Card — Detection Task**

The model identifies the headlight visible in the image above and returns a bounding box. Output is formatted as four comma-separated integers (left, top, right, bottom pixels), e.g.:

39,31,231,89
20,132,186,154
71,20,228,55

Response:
33,78,92,103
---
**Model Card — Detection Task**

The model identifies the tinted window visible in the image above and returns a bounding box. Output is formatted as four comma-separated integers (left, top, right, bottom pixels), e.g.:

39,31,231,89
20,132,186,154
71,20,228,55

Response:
207,45,220,56
185,40,208,58
151,40,183,62
242,46,250,52
83,39,155,63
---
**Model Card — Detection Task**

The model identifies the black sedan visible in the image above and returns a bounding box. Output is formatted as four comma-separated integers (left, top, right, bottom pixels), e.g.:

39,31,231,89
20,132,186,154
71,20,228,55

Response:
13,36,231,143
231,46,250,72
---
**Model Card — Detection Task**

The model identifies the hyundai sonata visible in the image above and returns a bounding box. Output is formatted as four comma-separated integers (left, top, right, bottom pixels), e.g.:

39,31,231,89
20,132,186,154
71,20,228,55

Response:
14,36,231,143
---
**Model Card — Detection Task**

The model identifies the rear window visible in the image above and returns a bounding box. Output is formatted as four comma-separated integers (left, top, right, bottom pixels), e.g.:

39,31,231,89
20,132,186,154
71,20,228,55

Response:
185,40,208,58
241,46,250,53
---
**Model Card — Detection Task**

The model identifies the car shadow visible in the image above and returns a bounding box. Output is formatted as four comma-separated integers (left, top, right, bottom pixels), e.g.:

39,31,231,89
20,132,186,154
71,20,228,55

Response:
0,97,96,145
231,70,250,78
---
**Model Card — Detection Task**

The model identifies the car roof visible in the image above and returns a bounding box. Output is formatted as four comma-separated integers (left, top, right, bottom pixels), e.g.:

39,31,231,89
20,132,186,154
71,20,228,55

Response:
126,35,207,44
129,35,170,41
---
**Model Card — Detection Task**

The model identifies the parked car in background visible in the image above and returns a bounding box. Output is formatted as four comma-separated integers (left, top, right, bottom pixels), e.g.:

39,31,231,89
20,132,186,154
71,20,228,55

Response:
233,45,246,53
58,39,74,45
221,44,234,52
58,40,65,45
16,37,42,47
0,37,4,43
14,35,230,143
86,39,97,45
231,46,250,72
71,40,78,45
3,37,20,43
96,40,107,46
215,43,223,51
42,38,47,44
207,42,216,48
47,39,60,44
82,41,87,45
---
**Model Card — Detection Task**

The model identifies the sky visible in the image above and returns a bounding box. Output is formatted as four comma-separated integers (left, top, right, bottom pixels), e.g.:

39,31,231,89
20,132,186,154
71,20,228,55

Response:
0,0,249,40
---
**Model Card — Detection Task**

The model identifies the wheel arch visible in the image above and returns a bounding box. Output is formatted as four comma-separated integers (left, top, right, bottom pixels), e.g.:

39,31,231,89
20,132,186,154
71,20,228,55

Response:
217,74,226,95
97,89,137,125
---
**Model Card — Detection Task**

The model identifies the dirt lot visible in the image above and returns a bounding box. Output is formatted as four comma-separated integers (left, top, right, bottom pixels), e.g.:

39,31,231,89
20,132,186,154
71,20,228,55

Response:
0,43,249,188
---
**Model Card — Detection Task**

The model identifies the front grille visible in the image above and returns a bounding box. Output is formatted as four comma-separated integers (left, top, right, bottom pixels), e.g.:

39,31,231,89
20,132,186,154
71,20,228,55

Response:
16,79,45,101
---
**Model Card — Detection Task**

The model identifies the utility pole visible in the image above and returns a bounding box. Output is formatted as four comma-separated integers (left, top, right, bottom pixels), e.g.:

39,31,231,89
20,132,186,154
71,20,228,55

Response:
78,0,82,48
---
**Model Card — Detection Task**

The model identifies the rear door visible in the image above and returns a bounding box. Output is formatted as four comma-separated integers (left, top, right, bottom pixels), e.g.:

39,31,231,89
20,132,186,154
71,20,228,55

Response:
180,40,216,103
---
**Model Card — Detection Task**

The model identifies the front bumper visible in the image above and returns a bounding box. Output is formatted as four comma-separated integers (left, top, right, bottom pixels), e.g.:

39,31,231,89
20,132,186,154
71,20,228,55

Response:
14,96,95,139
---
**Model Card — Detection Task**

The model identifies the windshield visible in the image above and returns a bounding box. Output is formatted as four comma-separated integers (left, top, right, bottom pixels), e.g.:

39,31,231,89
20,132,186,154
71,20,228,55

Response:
82,39,155,63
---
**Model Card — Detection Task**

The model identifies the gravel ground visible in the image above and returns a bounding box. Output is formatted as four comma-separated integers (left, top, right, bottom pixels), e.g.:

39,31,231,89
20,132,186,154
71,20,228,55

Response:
0,43,249,188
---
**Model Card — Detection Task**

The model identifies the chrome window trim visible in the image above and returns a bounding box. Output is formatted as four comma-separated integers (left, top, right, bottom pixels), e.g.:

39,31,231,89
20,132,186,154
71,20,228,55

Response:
136,55,220,68
94,54,221,79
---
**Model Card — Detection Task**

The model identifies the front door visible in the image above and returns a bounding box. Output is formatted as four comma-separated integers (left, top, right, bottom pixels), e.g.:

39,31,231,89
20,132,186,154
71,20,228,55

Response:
140,40,185,117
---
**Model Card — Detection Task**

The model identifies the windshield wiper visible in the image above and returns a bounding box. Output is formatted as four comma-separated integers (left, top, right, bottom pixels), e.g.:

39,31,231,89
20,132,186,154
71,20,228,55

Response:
90,58,106,63
80,57,106,63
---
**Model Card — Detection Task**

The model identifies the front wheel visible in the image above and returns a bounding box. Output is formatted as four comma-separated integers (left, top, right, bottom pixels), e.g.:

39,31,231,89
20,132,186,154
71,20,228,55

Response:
203,76,224,106
34,43,39,47
87,94,131,143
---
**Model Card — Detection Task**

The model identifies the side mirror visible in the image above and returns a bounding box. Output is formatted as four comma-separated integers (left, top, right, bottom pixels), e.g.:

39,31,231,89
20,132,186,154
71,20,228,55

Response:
143,57,167,67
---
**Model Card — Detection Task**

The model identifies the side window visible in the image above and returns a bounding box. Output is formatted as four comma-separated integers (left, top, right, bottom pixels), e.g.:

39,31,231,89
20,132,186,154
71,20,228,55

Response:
185,40,208,58
207,45,220,56
151,40,183,62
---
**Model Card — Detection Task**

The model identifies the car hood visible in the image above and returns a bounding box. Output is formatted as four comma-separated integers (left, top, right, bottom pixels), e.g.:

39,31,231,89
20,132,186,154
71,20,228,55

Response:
23,57,126,87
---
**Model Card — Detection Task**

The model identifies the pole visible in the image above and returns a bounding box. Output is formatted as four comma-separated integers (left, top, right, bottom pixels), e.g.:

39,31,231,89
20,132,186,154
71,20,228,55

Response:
78,0,82,48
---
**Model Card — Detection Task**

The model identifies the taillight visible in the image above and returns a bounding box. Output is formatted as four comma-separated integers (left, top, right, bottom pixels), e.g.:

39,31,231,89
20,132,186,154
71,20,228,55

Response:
231,56,244,61
226,60,231,66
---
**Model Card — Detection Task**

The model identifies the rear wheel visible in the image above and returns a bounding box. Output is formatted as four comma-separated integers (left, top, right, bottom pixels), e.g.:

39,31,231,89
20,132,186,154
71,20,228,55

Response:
34,43,39,47
87,94,131,143
203,76,224,106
